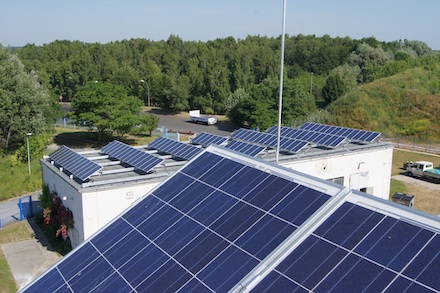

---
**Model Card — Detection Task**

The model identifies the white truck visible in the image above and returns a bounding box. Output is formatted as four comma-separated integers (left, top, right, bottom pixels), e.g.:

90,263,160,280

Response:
189,110,218,125
405,161,440,183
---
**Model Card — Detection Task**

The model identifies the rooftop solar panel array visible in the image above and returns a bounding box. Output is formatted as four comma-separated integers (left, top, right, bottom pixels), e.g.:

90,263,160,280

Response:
101,140,163,173
22,148,336,292
148,137,202,160
266,126,346,148
231,128,308,153
300,122,381,142
224,140,265,157
191,132,228,147
48,146,102,181
252,200,440,292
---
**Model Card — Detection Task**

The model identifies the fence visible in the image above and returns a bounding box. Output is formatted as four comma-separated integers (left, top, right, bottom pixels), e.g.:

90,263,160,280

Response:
384,136,440,155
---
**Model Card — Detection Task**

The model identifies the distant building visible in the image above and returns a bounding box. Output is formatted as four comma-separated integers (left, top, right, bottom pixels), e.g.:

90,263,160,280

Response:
40,123,393,248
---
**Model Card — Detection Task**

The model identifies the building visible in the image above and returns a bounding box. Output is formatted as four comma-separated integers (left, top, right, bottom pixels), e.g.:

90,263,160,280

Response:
23,145,440,292
40,123,393,248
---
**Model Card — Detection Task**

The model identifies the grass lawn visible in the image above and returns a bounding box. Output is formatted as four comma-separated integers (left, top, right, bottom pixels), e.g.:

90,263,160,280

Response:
0,221,34,293
391,148,440,176
391,149,440,215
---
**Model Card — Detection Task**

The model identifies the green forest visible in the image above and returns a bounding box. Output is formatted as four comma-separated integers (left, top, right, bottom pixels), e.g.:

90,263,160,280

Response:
2,34,440,153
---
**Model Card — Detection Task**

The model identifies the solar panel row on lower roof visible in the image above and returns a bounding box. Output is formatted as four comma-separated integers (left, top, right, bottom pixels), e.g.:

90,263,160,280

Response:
300,122,381,143
252,200,440,292
22,149,335,293
224,140,265,157
49,145,102,181
101,140,163,173
266,126,346,148
231,128,308,153
191,132,228,147
148,137,202,160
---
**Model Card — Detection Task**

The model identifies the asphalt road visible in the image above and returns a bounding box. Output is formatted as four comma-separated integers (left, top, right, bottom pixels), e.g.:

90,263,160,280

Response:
0,192,41,229
149,109,237,136
392,175,440,191
61,103,238,137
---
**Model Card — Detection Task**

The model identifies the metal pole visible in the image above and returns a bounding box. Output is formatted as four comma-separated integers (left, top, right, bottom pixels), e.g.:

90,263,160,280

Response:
276,0,287,164
310,72,313,95
140,79,151,107
26,133,32,175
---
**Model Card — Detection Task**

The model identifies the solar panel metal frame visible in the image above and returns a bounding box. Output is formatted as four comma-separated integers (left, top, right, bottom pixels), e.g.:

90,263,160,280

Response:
22,146,344,293
148,137,202,160
224,140,265,157
232,128,309,153
266,126,346,148
191,132,228,147
48,145,102,181
101,140,163,173
243,190,440,292
300,122,381,143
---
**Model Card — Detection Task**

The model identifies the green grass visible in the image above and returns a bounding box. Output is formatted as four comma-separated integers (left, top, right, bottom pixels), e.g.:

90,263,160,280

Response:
392,149,440,176
0,221,34,293
0,157,42,202
389,179,407,200
0,127,161,202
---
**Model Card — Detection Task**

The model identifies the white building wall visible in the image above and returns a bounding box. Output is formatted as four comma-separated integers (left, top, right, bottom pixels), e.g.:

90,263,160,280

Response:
81,182,160,243
281,147,393,200
42,162,161,248
42,164,85,248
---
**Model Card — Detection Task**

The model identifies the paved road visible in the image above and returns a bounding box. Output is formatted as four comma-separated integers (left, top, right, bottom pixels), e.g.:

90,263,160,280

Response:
0,192,41,229
61,103,238,137
392,175,440,191
150,109,237,137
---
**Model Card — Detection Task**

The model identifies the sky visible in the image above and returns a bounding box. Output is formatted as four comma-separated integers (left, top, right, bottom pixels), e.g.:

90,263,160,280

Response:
1,0,439,50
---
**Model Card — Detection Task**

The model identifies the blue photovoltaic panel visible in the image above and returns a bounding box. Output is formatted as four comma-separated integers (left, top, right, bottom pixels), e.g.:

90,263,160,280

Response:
101,140,163,173
253,202,440,292
191,132,228,147
22,150,333,293
231,129,278,147
231,128,308,153
224,140,265,157
300,122,381,143
48,145,102,181
266,126,346,148
148,137,202,160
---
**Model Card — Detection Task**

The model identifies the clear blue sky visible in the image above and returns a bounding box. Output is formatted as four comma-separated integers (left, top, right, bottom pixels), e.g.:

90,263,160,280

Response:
1,0,439,50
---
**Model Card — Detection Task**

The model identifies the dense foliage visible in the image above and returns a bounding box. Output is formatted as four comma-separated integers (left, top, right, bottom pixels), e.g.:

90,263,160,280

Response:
319,60,440,139
70,82,157,142
0,45,57,151
13,35,440,133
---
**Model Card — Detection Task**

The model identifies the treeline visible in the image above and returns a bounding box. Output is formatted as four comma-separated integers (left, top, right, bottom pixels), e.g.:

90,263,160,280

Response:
16,35,438,129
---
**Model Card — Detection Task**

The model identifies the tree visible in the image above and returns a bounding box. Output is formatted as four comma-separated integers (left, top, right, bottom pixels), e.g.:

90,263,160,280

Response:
69,82,142,142
0,45,55,150
322,74,346,104
132,114,159,136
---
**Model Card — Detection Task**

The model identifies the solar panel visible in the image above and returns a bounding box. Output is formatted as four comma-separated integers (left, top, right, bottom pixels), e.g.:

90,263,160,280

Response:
148,137,202,160
191,132,228,147
231,128,308,153
300,122,381,143
231,129,278,147
101,140,163,173
252,200,440,292
224,140,265,157
48,146,102,181
22,147,338,293
266,126,346,148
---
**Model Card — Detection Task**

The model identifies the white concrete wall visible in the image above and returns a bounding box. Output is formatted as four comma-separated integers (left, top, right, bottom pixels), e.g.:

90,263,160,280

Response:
42,162,160,248
281,147,393,200
81,182,160,243
42,164,85,248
